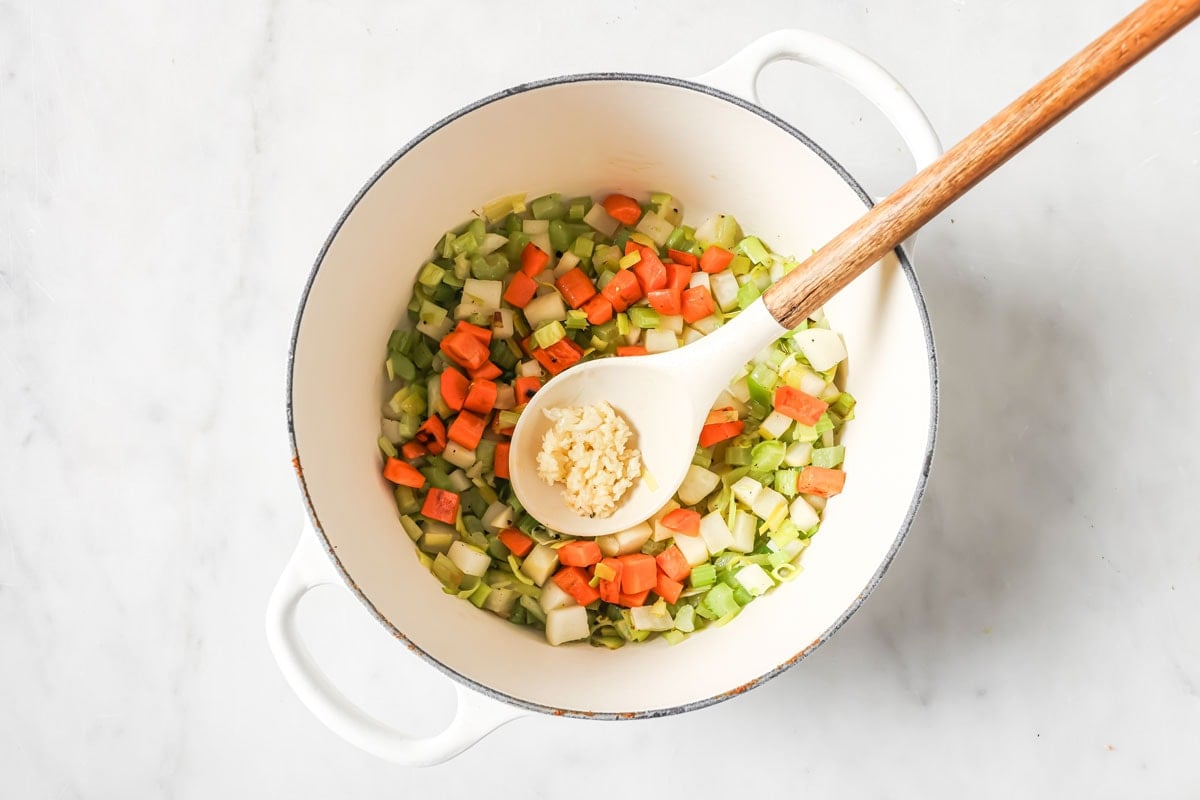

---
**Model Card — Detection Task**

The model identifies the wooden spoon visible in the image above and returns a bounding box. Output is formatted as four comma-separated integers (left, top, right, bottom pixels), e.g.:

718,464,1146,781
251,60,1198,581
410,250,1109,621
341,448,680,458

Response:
509,0,1200,536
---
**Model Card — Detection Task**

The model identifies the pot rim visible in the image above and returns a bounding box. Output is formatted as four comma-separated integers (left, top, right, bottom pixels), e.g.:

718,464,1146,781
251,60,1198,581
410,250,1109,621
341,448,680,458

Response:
285,71,939,720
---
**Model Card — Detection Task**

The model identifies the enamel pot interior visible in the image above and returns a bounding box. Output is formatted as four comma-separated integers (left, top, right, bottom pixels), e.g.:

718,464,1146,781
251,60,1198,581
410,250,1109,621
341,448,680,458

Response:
289,76,935,717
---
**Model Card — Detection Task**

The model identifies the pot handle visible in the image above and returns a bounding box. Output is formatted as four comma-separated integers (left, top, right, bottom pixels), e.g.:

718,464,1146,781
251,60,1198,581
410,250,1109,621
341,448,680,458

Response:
265,524,527,766
695,30,943,246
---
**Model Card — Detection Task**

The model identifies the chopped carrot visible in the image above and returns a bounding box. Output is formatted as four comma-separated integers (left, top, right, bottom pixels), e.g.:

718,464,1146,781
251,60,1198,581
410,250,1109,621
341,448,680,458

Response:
699,419,743,447
601,193,642,226
582,294,614,325
617,589,651,608
624,240,640,256
667,248,698,267
400,440,428,460
661,508,701,536
699,245,734,274
520,242,550,276
598,578,621,604
618,553,657,594
617,346,648,357
655,572,684,605
600,269,642,312
502,270,538,308
440,331,490,370
415,415,447,455
498,527,534,557
514,375,541,404
494,442,511,480
664,262,693,293
468,361,502,381
680,285,716,323
553,566,601,606
532,337,583,375
447,410,487,449
440,367,469,411
646,288,682,317
774,385,829,425
705,406,739,425
383,457,426,488
632,247,667,293
421,487,460,525
796,466,846,497
558,540,602,567
454,320,492,346
655,545,691,582
555,267,597,309
463,379,498,415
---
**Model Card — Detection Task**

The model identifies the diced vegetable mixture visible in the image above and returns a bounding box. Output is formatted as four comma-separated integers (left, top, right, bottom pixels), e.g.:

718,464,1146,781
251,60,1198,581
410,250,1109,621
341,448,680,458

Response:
378,191,854,647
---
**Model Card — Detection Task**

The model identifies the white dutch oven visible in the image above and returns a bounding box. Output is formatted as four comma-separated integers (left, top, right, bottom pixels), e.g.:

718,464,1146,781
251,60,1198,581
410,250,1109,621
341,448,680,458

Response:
267,30,941,766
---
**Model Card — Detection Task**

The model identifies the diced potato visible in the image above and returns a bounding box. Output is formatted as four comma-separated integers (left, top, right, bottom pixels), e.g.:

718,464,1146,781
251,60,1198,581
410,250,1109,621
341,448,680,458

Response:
682,327,705,345
729,509,756,553
688,271,710,291
597,521,653,557
443,442,476,470
795,328,847,372
735,564,774,596
790,495,821,531
698,511,735,554
483,586,518,616
545,605,589,646
448,541,491,577
784,441,813,467
750,487,787,522
710,271,740,312
644,328,678,353
690,314,722,335
539,580,577,613
631,602,675,631
522,544,559,586
490,308,515,340
463,278,503,310
524,293,567,328
658,315,684,335
758,410,793,440
672,530,710,566
583,203,619,237
731,476,764,507
677,464,720,506
481,501,515,532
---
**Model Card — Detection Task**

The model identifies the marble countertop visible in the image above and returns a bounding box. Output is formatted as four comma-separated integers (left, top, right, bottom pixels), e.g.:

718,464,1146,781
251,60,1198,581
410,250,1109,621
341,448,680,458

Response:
4,1,1198,796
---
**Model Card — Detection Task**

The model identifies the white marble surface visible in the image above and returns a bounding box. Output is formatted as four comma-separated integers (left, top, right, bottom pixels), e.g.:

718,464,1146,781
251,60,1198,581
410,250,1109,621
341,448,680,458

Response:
3,0,1199,796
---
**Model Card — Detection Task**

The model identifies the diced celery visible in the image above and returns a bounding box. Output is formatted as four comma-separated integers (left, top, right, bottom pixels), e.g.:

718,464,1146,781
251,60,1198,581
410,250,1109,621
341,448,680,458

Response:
395,486,421,516
378,436,397,459
566,195,591,222
746,363,777,406
736,280,762,309
418,262,445,288
388,352,415,382
750,440,785,471
729,254,752,276
811,445,845,468
774,468,799,497
724,446,751,466
431,552,464,590
530,193,566,220
739,236,770,265
628,307,660,329
703,583,738,618
814,413,834,435
618,250,641,269
689,563,717,588
564,309,589,330
616,312,630,336
533,320,566,349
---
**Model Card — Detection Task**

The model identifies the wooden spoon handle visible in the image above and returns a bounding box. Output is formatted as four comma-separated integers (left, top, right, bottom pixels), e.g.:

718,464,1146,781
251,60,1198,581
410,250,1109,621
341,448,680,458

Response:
763,0,1200,329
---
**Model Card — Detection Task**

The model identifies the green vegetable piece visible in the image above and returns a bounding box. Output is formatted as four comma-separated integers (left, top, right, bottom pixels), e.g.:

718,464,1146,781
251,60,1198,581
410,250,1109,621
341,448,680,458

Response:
738,236,770,265
736,280,762,309
811,445,845,468
395,487,421,516
703,583,739,618
750,440,785,471
418,262,445,288
530,193,566,221
690,563,717,588
628,307,660,329
533,320,567,349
